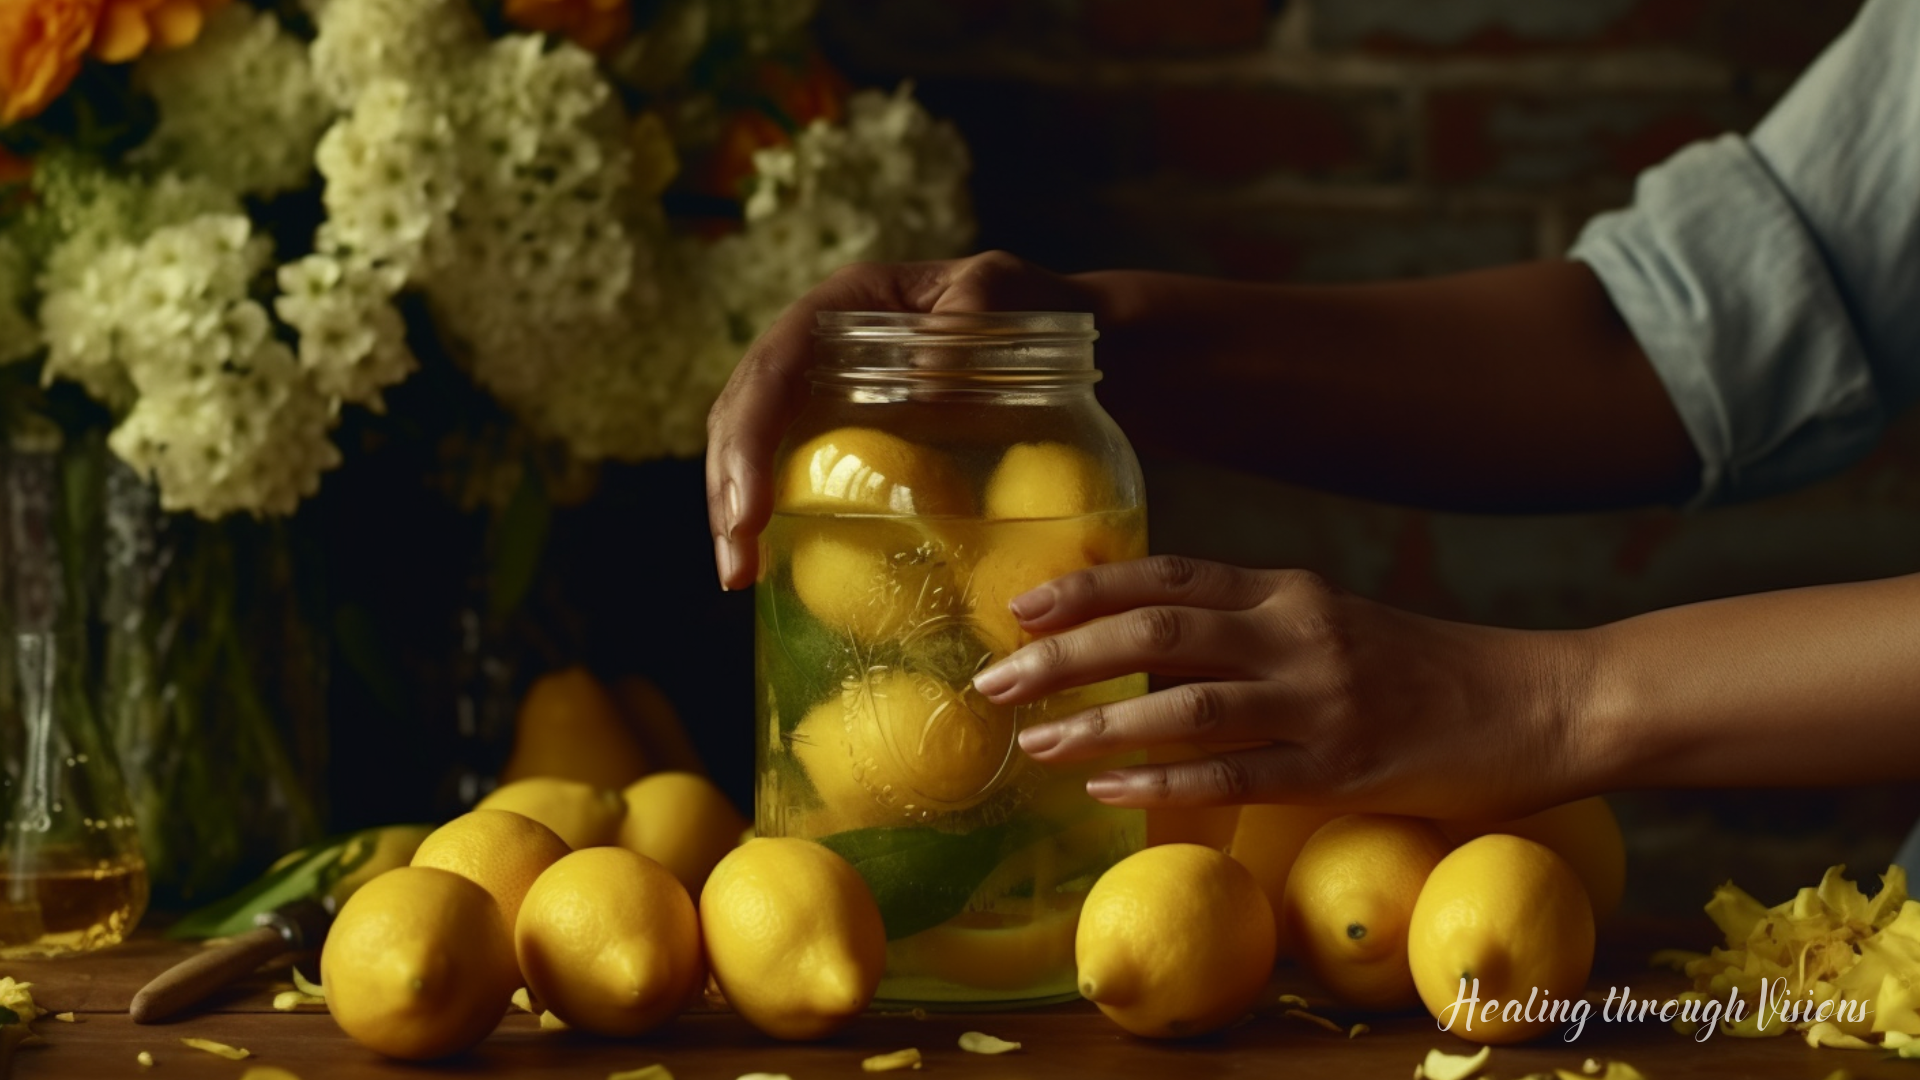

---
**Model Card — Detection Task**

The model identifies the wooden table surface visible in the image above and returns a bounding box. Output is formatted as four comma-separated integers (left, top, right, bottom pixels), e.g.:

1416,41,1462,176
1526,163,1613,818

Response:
0,921,1901,1079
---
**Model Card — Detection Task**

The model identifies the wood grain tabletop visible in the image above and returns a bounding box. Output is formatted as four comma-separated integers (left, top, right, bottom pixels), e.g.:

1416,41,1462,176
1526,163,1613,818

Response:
0,921,1901,1079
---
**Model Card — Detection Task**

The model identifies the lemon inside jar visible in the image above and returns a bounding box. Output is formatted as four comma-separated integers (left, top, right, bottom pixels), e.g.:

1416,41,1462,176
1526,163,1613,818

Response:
759,415,1147,1006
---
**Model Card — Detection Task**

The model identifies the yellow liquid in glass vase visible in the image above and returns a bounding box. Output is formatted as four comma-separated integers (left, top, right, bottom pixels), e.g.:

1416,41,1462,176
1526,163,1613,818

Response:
757,506,1147,1005
0,850,148,959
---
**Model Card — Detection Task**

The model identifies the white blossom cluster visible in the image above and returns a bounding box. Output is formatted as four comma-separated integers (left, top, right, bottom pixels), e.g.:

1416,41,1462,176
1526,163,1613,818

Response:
707,86,974,337
40,214,339,516
133,5,334,197
0,0,974,518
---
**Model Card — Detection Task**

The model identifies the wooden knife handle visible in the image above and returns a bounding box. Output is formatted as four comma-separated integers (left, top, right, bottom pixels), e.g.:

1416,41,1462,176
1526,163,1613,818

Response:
129,926,290,1024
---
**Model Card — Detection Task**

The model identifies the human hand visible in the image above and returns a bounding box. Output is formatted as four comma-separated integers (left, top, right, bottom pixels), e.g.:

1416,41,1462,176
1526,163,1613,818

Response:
705,251,1097,590
970,555,1598,820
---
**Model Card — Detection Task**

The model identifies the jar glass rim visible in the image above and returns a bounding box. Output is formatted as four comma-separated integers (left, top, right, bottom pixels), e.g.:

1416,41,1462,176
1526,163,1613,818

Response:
814,310,1097,342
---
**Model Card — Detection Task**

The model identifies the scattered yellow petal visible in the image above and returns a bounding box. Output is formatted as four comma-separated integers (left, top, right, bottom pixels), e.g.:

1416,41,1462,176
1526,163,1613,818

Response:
136,1051,153,1068
240,1068,306,1080
862,1048,923,1072
958,1031,1020,1054
1349,1023,1370,1038
1649,949,1705,971
539,1010,569,1031
51,1012,73,1022
1822,1069,1855,1080
291,968,325,998
180,1037,250,1060
1806,1021,1876,1050
1285,1008,1346,1036
607,1067,673,1080
1420,1046,1491,1080
735,1075,793,1080
1276,993,1312,1008
512,987,535,1013
0,978,41,1022
272,991,325,1010
1888,1030,1916,1047
1556,1064,1647,1080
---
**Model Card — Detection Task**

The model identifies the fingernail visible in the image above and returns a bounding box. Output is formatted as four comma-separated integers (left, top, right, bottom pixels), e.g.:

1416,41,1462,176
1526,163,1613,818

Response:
714,534,736,591
1009,585,1055,623
1018,724,1060,755
1086,772,1127,800
722,478,743,537
972,661,1017,698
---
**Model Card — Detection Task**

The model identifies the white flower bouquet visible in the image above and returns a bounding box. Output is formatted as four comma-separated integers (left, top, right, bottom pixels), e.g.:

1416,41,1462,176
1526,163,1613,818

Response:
0,0,973,902
0,0,974,517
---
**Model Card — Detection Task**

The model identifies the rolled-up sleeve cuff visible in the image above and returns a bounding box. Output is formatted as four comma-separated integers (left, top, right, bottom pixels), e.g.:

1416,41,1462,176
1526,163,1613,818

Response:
1570,133,1884,507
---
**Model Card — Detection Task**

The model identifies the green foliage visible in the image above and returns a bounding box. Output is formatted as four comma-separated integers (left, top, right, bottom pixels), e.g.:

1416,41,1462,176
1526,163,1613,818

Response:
818,824,1014,941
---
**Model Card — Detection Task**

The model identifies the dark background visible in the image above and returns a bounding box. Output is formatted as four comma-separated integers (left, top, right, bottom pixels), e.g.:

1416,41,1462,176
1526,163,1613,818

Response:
333,0,1914,917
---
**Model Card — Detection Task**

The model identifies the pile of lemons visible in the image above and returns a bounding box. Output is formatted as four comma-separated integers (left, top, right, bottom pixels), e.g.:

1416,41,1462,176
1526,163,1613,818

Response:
321,669,890,1060
1073,798,1621,1043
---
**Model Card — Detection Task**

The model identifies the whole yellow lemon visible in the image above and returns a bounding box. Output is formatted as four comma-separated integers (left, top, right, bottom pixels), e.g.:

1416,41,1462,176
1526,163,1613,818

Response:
321,867,518,1060
1408,834,1596,1044
777,427,972,517
1075,843,1276,1038
983,442,1114,520
787,518,964,643
1283,814,1450,1009
1436,797,1626,921
792,668,1016,827
409,809,571,935
515,847,704,1037
617,771,749,897
499,667,651,789
1227,804,1344,959
700,838,886,1040
477,777,625,850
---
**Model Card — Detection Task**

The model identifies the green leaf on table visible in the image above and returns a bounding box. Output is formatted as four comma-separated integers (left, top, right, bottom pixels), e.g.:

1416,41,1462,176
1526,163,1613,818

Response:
818,824,1014,941
166,824,424,940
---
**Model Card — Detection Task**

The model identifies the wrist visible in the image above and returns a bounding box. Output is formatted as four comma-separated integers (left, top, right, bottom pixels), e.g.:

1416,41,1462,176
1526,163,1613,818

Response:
1552,622,1644,798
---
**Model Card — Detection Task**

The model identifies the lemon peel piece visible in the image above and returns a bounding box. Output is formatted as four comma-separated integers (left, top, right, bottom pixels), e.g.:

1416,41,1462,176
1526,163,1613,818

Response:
958,1031,1020,1054
0,977,41,1022
512,987,536,1013
1349,1023,1370,1038
240,1068,305,1080
272,991,325,1010
1555,1064,1646,1080
539,1010,569,1031
51,1012,73,1022
1285,1008,1345,1036
1805,1021,1875,1050
181,1037,250,1060
291,967,325,998
607,1067,673,1080
735,1074,794,1080
137,1051,154,1068
1417,1046,1490,1080
862,1048,923,1072
1275,993,1312,1008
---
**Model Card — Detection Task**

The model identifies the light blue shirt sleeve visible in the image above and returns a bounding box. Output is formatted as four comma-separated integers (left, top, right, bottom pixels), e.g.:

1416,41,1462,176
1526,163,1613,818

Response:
1569,0,1920,506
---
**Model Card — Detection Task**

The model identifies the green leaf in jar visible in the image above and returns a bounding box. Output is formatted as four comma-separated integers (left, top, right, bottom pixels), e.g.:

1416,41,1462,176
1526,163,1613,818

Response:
756,578,848,733
818,824,1017,941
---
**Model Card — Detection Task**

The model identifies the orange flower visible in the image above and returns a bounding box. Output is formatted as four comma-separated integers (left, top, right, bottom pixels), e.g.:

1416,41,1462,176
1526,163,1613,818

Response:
502,0,630,55
0,0,103,126
91,0,229,64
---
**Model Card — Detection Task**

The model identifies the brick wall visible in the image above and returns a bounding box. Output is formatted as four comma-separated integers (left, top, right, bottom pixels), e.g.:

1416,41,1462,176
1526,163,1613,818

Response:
819,0,1920,917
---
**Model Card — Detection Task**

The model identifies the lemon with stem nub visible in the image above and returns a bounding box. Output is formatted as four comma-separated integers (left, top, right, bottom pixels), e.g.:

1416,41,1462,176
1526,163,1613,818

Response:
410,809,570,935
1283,814,1450,1009
1075,843,1276,1038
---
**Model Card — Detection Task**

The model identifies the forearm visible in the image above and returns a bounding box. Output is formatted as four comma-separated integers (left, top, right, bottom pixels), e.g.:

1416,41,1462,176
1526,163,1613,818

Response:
1577,573,1920,792
1072,260,1700,512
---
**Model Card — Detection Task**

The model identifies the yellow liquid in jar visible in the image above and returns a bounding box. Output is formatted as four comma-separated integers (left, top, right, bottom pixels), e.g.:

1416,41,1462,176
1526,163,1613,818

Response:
0,850,149,959
756,506,1147,1005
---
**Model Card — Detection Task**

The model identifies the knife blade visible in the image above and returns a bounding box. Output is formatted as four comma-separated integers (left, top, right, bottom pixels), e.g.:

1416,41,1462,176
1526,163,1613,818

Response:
131,898,331,1024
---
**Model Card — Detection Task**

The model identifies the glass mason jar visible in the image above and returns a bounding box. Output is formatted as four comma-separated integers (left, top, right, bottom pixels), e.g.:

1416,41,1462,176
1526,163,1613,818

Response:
755,311,1147,1006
